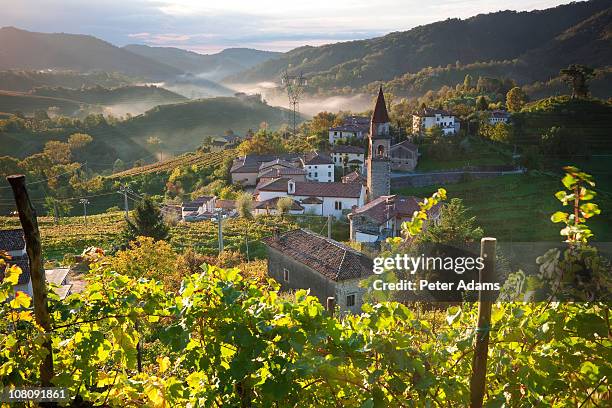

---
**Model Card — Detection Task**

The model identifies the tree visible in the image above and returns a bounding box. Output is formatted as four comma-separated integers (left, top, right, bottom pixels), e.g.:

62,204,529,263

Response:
475,95,488,111
113,159,126,173
236,193,254,219
560,64,595,98
506,87,527,112
123,196,169,243
68,133,93,151
418,198,484,245
276,197,294,217
43,141,71,164
463,74,473,91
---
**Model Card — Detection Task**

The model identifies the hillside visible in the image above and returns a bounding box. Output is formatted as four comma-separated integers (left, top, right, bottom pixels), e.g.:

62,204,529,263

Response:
0,90,84,116
0,27,182,79
123,45,281,81
0,97,293,163
228,0,612,90
31,85,187,109
0,70,133,92
513,96,612,150
116,97,293,151
0,85,187,116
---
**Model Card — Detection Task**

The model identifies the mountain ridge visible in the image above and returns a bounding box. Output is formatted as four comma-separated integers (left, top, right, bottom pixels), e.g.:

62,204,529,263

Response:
226,0,612,89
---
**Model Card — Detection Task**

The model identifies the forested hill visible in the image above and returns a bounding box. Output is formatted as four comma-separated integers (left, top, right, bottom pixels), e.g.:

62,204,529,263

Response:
227,0,612,89
123,45,281,81
0,27,182,79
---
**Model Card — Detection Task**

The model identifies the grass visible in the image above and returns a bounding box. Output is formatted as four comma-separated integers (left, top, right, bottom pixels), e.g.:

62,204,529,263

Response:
393,171,612,242
415,136,513,172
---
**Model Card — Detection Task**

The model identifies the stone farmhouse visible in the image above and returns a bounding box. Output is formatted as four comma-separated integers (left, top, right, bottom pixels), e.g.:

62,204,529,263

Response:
412,107,460,135
389,140,419,171
328,116,370,144
264,229,373,313
348,195,441,243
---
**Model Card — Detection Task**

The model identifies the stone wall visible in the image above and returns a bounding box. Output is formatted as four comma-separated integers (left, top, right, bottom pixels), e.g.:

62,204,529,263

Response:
391,169,524,189
367,158,391,200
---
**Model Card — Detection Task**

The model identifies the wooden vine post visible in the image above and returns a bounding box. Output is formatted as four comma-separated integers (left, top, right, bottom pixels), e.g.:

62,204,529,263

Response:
7,175,54,386
469,237,497,408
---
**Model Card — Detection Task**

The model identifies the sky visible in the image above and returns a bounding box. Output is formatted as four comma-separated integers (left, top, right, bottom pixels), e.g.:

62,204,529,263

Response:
0,0,575,54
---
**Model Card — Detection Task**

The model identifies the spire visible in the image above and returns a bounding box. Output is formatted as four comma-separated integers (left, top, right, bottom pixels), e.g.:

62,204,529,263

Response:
372,85,390,124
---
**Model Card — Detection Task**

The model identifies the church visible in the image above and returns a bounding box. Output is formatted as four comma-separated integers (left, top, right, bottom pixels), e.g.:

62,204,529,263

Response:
366,86,392,201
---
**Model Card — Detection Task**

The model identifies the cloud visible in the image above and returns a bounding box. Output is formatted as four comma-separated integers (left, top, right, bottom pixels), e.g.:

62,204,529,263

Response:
0,0,574,53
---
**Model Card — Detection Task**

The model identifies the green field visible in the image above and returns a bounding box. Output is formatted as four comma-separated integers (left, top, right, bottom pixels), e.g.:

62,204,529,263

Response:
415,137,513,172
394,171,612,242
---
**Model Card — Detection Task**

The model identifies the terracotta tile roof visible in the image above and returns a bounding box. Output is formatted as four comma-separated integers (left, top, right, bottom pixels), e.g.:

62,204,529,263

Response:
342,171,365,184
259,158,298,171
349,195,432,224
331,145,365,154
231,154,300,173
416,107,453,117
259,167,306,179
300,196,323,204
391,140,418,152
263,229,373,281
215,200,236,209
372,86,390,123
255,178,289,193
293,181,363,199
182,196,214,208
329,124,368,132
0,229,25,252
303,152,333,165
255,197,303,211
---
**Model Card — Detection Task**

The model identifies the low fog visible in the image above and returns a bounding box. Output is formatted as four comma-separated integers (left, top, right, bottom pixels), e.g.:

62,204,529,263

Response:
228,82,372,116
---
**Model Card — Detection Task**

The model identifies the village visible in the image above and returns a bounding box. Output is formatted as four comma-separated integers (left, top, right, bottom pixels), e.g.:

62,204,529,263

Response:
0,87,516,313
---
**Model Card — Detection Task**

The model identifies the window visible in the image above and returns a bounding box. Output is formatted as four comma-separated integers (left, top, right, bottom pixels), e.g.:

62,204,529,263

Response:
328,165,332,169
328,172,331,177
346,294,355,307
334,131,338,136
335,201,343,210
314,172,318,178
283,268,289,282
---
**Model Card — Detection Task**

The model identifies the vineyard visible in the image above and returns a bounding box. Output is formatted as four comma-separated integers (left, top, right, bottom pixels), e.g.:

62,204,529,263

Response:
0,168,610,406
0,212,348,261
108,149,235,179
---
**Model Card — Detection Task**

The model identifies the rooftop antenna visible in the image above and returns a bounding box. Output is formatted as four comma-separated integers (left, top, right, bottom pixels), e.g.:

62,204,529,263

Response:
281,70,307,136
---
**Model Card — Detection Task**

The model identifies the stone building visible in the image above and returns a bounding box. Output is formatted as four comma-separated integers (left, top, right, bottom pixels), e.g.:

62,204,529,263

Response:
348,195,441,243
264,229,373,313
366,86,391,201
389,140,419,171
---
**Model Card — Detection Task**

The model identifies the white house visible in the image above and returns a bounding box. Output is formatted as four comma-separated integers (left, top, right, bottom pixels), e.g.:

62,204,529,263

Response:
412,108,459,135
328,116,369,144
301,152,334,183
489,110,511,125
330,145,365,172
255,178,365,218
181,196,217,221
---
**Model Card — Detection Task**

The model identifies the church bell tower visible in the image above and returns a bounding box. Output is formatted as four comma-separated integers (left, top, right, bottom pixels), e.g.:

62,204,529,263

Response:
366,86,391,201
